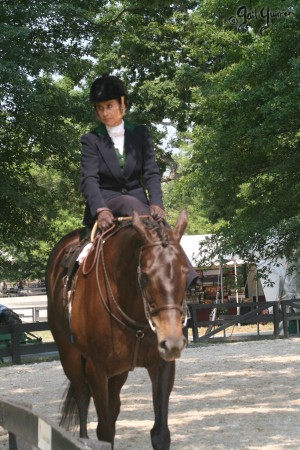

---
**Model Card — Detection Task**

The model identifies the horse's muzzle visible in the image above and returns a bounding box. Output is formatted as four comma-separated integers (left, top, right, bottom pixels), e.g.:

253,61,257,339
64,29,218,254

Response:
158,335,187,361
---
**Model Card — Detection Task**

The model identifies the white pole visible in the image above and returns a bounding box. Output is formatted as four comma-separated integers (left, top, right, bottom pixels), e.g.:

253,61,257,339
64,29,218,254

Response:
235,260,240,321
235,260,239,302
256,268,259,334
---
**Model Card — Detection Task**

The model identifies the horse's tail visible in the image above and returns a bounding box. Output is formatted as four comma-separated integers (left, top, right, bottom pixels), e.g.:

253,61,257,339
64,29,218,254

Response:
60,383,79,431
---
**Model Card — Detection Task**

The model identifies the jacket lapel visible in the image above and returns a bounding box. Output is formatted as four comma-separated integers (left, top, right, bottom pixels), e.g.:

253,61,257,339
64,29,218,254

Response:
94,123,127,184
123,120,137,178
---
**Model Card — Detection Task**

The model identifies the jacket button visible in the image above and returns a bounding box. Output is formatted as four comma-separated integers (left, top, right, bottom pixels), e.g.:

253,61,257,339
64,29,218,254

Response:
121,188,128,194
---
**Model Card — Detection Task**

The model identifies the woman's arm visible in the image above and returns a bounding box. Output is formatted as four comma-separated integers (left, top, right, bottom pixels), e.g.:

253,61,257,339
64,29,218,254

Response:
140,125,164,209
80,133,107,217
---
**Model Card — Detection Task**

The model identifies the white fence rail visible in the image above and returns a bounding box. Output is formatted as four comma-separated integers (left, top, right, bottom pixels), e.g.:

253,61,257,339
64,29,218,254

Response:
0,296,47,323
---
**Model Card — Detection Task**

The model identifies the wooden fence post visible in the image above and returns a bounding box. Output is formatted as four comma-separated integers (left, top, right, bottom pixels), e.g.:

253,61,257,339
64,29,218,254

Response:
11,324,23,365
273,301,280,337
0,397,111,449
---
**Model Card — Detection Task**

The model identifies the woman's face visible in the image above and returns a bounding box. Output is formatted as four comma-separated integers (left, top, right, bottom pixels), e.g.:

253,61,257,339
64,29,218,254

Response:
95,99,125,127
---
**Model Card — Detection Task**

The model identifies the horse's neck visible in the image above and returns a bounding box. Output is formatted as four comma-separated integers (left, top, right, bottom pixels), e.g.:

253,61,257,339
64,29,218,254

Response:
112,228,141,274
105,230,143,318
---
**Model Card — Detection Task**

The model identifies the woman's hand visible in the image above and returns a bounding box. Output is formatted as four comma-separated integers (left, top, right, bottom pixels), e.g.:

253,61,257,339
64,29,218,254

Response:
150,205,165,222
97,208,114,231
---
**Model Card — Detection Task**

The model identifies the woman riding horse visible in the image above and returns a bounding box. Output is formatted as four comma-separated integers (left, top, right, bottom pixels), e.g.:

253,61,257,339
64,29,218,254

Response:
80,75,198,286
46,74,197,449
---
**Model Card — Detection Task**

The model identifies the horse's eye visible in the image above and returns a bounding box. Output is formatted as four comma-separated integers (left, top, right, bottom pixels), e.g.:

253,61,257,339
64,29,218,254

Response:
140,273,149,286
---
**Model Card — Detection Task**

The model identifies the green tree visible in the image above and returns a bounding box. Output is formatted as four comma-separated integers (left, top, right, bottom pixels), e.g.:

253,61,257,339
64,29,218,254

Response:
185,1,300,275
1,0,299,282
0,0,198,280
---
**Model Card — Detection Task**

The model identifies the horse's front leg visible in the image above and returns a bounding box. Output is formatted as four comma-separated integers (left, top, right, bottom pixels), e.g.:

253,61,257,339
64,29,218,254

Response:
86,360,128,448
108,372,129,430
147,360,175,450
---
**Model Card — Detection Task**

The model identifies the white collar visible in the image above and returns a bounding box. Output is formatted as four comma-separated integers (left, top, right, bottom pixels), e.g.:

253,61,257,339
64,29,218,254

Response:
106,121,125,138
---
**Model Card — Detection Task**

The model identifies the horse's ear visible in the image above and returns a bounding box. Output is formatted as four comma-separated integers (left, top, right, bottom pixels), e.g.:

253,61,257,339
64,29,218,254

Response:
173,209,188,242
132,210,150,243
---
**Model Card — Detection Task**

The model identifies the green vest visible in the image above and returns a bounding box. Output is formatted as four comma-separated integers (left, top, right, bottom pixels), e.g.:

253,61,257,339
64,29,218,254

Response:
94,120,136,170
114,147,126,169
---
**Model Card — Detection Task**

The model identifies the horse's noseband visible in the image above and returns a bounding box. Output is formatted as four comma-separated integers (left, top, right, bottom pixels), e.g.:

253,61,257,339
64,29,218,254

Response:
138,241,188,332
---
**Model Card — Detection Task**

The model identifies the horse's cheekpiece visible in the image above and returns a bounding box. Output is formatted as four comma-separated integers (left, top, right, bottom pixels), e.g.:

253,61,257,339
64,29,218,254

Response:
46,210,189,449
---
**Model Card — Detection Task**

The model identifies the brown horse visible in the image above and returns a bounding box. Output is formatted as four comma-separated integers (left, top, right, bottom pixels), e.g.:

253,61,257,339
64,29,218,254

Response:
46,210,189,449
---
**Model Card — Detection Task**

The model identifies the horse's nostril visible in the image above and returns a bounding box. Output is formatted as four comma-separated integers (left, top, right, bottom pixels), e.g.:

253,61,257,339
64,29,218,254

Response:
159,337,186,355
159,340,168,352
159,338,185,361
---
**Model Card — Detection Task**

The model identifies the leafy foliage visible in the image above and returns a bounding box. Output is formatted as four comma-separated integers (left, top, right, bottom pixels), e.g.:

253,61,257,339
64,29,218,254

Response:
1,0,299,280
186,0,300,271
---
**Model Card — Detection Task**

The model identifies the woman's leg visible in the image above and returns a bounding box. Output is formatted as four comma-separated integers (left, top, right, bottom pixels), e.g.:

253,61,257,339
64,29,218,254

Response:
106,194,150,216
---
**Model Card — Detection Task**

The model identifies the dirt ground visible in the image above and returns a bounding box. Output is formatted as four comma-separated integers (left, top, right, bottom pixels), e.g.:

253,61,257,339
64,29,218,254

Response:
1,337,300,449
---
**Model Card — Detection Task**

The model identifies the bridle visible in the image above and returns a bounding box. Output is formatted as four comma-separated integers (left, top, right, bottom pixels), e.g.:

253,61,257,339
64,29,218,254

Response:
137,241,188,332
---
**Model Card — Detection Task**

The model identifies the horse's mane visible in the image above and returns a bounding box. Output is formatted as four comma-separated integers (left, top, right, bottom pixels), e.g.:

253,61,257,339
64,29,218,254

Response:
115,218,169,247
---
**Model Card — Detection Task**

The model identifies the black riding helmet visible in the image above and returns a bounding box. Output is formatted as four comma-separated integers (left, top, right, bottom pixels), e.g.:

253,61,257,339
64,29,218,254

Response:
89,75,129,107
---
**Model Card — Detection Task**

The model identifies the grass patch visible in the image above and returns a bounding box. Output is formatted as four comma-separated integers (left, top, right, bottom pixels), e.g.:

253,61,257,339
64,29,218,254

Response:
30,330,54,342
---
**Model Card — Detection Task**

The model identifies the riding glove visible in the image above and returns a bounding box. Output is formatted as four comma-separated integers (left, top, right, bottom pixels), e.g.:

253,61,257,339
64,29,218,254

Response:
97,208,114,231
150,205,165,222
